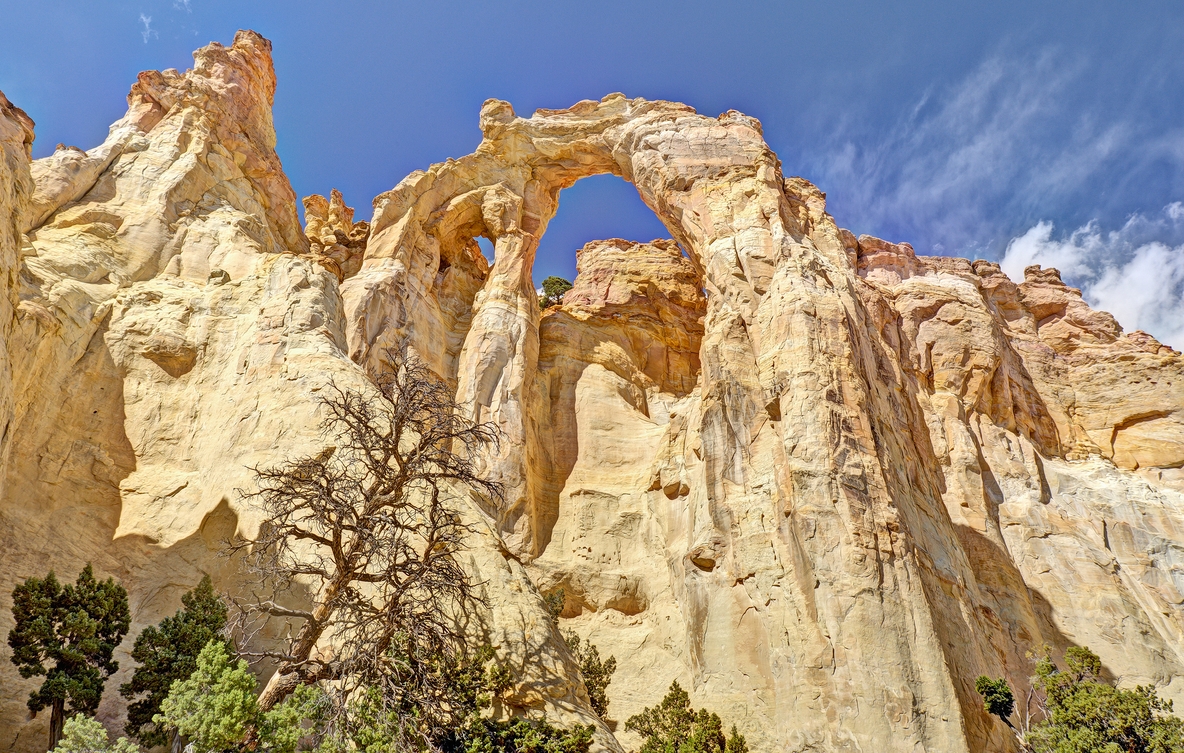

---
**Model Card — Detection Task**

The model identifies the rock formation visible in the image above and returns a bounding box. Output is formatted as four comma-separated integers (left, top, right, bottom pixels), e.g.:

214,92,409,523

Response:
2,30,1183,753
303,188,369,281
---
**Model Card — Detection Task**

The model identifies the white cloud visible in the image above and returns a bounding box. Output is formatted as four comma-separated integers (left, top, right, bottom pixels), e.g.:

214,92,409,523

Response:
1000,204,1184,348
1089,243,1184,348
999,221,1100,281
812,51,1116,253
808,47,1184,259
139,13,157,43
174,0,192,10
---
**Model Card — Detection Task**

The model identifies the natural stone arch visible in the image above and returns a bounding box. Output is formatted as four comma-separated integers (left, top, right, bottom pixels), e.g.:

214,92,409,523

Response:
341,93,1002,751
341,94,799,549
7,29,1183,753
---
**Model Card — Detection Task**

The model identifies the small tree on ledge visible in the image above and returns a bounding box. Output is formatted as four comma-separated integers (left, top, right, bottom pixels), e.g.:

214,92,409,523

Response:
539,276,573,309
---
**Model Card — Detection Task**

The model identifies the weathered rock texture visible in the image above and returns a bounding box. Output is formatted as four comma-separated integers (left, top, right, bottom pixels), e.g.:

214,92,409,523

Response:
2,31,1184,753
303,188,369,281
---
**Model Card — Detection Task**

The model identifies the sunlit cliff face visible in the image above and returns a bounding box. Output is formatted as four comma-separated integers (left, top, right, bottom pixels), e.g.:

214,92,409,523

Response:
1,30,1183,753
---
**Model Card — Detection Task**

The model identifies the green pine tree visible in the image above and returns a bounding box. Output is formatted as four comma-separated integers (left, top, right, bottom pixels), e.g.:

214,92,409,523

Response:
8,564,131,751
625,681,747,753
1026,646,1184,753
724,725,748,753
563,632,616,719
538,276,573,309
120,574,229,749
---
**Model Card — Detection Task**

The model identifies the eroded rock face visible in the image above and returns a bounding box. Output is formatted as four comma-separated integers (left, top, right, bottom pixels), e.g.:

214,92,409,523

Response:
0,33,607,750
854,239,1184,722
2,30,1184,753
0,91,33,500
528,239,704,575
303,188,369,281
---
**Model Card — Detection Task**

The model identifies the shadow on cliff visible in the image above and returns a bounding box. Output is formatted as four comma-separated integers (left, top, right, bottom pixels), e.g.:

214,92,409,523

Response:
481,600,619,739
0,323,321,748
529,300,705,561
952,522,1098,703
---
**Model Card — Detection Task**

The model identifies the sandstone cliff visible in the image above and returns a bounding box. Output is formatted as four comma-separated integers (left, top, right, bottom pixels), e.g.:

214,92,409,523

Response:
2,31,1183,753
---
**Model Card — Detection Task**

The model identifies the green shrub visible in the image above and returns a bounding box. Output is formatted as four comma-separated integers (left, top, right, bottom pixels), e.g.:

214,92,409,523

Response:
625,681,747,753
51,716,138,753
154,641,323,753
974,675,1016,723
121,575,230,747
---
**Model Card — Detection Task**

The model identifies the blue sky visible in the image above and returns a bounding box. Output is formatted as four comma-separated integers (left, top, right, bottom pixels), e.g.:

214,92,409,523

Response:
4,1,1184,344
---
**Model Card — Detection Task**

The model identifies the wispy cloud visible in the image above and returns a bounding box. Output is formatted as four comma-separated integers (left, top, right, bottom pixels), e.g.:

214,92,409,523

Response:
808,48,1182,259
173,0,192,11
139,13,157,43
1000,205,1184,348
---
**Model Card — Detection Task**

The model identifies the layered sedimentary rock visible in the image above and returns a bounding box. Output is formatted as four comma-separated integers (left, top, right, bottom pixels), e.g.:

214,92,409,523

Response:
3,30,1184,753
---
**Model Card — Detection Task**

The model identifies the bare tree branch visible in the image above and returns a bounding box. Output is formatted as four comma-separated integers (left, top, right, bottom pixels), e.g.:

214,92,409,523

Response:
233,348,503,723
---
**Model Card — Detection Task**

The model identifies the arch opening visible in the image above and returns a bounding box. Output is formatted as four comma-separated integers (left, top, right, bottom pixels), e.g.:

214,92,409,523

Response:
346,95,742,558
533,174,674,287
522,175,708,559
475,235,495,263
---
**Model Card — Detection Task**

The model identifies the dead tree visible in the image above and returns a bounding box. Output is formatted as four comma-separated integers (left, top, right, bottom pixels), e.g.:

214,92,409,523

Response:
237,352,502,713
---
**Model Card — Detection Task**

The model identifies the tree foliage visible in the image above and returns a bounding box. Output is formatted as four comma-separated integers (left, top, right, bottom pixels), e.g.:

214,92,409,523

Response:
563,633,616,720
8,564,131,749
120,574,230,747
1025,646,1184,753
236,350,502,712
337,638,506,750
319,638,592,753
541,588,617,721
156,640,259,752
625,682,747,753
155,640,324,753
975,675,1016,725
538,277,572,309
51,715,138,753
454,718,592,753
974,647,1184,753
158,639,591,753
543,589,565,623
